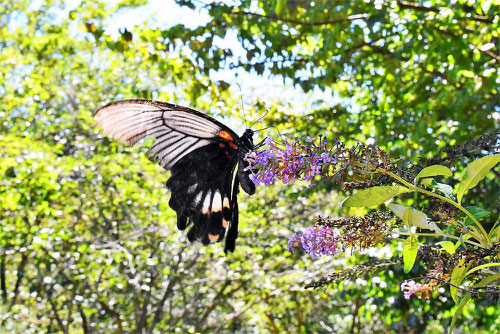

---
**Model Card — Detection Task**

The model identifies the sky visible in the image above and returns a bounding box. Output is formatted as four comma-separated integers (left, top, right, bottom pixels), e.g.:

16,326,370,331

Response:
18,0,349,133
102,0,343,120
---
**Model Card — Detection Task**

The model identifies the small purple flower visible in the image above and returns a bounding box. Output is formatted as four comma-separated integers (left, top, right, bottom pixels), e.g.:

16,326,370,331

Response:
321,152,331,163
287,234,302,252
287,226,341,258
310,165,321,175
245,135,342,186
249,173,261,186
264,137,273,145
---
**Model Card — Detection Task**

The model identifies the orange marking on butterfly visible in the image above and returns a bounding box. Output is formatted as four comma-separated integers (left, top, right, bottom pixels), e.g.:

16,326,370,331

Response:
208,233,219,242
218,131,234,141
229,143,238,149
223,197,230,209
219,143,225,148
222,218,229,228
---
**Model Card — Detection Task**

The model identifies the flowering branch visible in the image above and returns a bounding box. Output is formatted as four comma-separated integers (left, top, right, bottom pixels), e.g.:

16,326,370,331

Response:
245,136,394,187
246,134,499,317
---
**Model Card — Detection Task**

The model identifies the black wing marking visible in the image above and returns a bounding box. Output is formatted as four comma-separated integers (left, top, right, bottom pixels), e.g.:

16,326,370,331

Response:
165,143,239,251
93,99,239,169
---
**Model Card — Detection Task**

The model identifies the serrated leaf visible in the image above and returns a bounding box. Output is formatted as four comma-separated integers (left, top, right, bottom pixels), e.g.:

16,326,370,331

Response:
456,155,500,204
439,241,456,254
387,203,442,233
415,165,452,182
403,235,418,273
343,186,411,208
450,258,472,303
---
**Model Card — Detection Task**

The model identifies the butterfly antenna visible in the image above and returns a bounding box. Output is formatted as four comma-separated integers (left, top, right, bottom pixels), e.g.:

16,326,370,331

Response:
249,109,269,129
254,125,273,132
276,126,285,144
235,81,248,128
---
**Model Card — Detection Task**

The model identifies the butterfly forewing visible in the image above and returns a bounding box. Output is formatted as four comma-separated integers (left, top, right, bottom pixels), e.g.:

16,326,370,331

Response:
94,99,252,251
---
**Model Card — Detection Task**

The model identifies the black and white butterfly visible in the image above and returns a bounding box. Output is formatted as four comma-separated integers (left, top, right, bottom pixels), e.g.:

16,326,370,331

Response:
94,99,259,252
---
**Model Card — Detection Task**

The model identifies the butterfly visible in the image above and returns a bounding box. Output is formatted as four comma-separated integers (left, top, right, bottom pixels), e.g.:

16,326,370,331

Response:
94,99,260,252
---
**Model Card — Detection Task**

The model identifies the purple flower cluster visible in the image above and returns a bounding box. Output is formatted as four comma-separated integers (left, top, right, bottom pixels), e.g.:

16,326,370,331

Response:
245,135,395,190
245,135,336,186
287,225,341,258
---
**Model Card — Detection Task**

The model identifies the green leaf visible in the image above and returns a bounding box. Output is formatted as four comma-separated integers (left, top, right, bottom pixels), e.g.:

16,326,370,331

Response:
465,263,500,277
450,258,472,303
343,186,411,208
449,273,500,334
429,180,454,200
420,178,433,187
464,206,490,225
402,235,418,273
449,295,471,334
403,207,413,230
438,241,456,254
456,155,500,204
415,165,452,182
387,203,442,233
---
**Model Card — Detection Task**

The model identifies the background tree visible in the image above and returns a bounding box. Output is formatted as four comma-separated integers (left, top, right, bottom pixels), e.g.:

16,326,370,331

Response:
1,0,498,333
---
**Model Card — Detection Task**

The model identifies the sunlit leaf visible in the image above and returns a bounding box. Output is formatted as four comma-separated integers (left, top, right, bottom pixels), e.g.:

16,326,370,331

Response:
456,155,500,204
403,235,418,273
450,258,472,303
415,165,452,182
387,203,442,233
438,241,456,255
343,186,411,208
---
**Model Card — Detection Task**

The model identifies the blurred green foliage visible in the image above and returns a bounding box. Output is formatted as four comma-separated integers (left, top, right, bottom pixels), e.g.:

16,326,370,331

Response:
0,0,498,333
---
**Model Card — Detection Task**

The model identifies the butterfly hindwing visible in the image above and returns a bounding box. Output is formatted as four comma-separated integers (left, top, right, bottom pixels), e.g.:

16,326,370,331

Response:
94,99,254,251
165,142,238,250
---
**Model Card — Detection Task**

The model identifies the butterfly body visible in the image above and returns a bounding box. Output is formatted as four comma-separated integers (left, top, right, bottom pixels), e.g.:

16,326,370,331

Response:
94,100,256,252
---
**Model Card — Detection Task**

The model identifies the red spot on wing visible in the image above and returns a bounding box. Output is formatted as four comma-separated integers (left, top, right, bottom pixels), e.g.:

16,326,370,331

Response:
229,143,238,149
218,131,234,141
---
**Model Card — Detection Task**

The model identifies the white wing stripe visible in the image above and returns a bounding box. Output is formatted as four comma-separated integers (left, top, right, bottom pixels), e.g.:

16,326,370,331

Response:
164,140,210,168
95,100,232,170
148,133,185,156
159,137,198,167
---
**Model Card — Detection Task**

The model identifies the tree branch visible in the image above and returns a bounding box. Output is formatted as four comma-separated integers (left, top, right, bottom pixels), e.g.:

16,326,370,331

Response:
147,247,196,332
194,281,233,332
0,255,6,302
98,299,124,334
430,26,499,61
78,304,90,334
230,10,370,26
9,253,28,309
398,1,493,23
213,297,262,333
